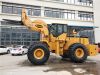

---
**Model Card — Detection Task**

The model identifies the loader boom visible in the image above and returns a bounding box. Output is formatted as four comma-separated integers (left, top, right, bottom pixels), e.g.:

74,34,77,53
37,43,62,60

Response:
21,8,49,36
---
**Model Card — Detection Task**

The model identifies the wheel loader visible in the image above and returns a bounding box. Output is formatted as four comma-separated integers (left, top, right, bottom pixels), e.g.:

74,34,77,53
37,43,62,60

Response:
21,8,97,65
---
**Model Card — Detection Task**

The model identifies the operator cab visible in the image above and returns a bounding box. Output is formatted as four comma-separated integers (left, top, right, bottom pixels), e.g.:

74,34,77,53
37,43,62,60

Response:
48,23,67,37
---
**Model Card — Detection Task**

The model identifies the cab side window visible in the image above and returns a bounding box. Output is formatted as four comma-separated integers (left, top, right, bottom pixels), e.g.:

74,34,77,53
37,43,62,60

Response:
58,25,63,35
48,23,67,37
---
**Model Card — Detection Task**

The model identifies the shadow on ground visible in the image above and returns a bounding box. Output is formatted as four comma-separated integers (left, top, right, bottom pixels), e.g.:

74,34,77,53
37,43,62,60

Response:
17,54,98,75
0,53,8,55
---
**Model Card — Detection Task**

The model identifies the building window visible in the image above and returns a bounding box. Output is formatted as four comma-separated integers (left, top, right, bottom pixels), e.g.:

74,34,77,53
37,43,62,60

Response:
13,7,22,15
65,0,76,4
78,0,93,6
45,7,93,21
45,8,75,19
0,26,40,46
64,10,75,19
44,8,52,17
26,8,32,15
32,7,41,16
53,0,64,2
2,2,93,21
2,2,41,16
44,8,64,18
78,11,93,21
52,9,61,18
2,5,13,14
41,0,93,6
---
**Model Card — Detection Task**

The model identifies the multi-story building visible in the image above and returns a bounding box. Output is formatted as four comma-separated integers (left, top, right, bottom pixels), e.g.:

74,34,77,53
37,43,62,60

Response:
94,0,100,43
0,0,95,46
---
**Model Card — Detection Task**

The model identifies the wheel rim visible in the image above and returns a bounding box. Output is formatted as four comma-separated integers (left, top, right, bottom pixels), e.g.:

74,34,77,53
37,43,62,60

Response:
75,48,84,58
34,48,44,59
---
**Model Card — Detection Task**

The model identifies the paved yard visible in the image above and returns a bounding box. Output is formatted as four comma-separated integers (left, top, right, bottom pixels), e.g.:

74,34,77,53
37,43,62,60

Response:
0,53,100,75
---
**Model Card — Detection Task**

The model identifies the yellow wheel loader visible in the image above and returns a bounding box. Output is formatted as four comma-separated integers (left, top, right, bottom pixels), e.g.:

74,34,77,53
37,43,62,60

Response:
21,8,97,65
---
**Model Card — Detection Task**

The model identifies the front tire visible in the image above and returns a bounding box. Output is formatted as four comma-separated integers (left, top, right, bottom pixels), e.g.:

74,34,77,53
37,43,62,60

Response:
69,43,88,63
27,43,50,65
61,53,69,58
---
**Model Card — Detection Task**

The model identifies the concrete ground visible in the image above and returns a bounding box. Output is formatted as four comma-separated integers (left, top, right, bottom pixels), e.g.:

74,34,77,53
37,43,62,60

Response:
0,53,100,75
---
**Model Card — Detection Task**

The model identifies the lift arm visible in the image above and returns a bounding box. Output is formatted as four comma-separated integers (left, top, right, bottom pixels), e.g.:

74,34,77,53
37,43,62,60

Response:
21,8,49,36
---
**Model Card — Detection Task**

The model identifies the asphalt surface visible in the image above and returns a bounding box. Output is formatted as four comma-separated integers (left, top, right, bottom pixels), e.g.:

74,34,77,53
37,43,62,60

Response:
0,53,100,75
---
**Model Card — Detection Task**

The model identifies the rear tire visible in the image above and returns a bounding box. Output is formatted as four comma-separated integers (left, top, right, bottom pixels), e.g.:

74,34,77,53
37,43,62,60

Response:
27,42,50,65
69,43,88,63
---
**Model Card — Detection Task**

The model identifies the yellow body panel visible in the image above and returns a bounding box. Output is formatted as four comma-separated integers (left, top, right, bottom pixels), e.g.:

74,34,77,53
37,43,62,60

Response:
48,33,67,55
64,37,89,50
48,34,97,56
86,44,97,56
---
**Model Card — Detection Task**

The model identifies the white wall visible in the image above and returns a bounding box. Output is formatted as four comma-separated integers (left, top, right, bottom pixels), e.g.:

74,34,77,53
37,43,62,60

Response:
94,0,100,43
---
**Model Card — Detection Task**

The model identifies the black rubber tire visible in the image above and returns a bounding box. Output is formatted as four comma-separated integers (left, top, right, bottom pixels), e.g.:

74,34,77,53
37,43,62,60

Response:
69,43,88,63
12,54,14,56
7,50,10,54
61,52,69,58
27,42,50,65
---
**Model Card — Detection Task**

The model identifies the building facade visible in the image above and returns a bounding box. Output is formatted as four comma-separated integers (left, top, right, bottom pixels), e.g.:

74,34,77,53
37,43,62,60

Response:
0,0,95,46
94,0,100,43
